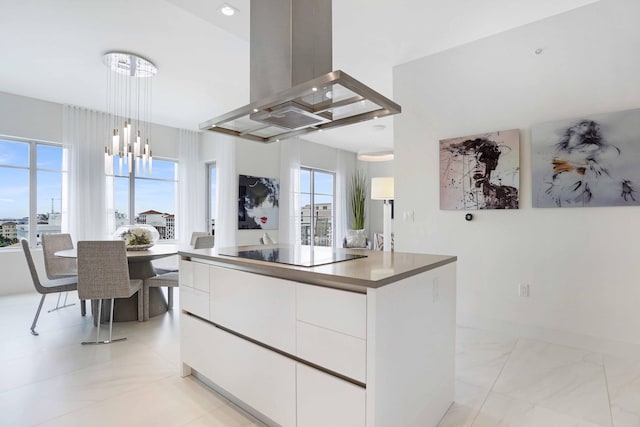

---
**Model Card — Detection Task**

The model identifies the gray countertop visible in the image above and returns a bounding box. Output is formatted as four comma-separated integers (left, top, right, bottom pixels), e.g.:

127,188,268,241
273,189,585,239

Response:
178,245,456,293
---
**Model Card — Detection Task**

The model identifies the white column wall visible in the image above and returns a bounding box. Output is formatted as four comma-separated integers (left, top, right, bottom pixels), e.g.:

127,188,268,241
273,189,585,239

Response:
394,0,640,345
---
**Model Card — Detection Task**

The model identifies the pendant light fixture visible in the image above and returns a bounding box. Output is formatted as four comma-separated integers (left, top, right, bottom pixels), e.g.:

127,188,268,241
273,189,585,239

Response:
103,52,157,175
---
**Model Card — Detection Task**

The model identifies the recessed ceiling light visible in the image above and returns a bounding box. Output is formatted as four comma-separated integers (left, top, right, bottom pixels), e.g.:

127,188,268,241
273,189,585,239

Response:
357,151,394,162
220,3,237,16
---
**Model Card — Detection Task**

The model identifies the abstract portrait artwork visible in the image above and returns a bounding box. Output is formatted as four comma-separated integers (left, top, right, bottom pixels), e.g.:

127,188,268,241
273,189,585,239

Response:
440,129,520,210
238,174,280,230
532,108,640,208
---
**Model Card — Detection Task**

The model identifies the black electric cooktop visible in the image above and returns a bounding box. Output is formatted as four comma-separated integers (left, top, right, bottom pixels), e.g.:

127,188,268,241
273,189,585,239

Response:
219,247,367,267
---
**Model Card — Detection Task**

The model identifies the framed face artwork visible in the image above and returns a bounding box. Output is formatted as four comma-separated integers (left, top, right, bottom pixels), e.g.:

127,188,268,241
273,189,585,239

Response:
238,174,280,230
440,129,520,210
532,108,640,208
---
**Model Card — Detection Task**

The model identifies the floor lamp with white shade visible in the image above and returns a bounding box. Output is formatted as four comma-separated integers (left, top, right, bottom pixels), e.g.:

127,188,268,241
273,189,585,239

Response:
371,177,394,252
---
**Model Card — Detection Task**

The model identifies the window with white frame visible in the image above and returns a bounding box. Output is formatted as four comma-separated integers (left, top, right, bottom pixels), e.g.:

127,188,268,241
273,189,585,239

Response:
0,138,69,248
110,157,178,240
299,167,335,247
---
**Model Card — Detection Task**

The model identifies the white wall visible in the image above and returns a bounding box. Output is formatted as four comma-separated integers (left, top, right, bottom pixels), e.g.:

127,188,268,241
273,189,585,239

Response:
394,0,640,346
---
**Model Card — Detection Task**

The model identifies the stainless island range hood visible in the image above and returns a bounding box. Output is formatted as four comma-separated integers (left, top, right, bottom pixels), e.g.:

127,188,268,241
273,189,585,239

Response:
199,0,401,143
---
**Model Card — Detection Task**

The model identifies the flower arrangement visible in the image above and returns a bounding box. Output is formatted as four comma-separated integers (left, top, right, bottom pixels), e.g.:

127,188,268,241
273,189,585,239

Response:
113,225,159,250
121,227,152,246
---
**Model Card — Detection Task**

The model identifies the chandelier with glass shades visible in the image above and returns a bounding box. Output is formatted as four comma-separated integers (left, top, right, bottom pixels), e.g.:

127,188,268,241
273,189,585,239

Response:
103,52,157,175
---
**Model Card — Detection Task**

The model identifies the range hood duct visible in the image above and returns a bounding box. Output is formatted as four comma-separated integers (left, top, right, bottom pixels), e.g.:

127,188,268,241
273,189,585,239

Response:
200,0,401,143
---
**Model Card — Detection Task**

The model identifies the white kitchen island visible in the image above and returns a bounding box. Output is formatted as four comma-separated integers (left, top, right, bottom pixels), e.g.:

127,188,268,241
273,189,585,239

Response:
178,245,457,427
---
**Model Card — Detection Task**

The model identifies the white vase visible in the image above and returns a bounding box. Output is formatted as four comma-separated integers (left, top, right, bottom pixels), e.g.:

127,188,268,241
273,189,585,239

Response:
345,229,368,248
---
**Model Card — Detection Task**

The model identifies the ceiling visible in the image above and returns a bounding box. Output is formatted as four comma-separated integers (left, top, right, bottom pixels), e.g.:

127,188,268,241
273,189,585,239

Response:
0,0,598,154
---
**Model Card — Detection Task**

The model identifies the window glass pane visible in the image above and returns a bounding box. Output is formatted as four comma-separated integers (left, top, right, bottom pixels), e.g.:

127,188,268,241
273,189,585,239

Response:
301,209,312,246
300,169,311,193
135,179,176,240
112,156,129,177
297,168,335,247
313,194,333,247
0,167,28,248
314,171,334,195
113,176,130,230
37,145,63,170
314,194,333,205
0,140,29,168
136,159,176,180
36,171,63,242
300,193,311,207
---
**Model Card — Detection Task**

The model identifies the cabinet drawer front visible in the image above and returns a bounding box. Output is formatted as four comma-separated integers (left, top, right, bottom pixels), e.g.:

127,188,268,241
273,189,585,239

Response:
297,321,366,383
179,259,194,287
297,363,365,427
181,314,296,427
209,266,296,354
192,262,210,292
297,285,366,339
180,286,209,319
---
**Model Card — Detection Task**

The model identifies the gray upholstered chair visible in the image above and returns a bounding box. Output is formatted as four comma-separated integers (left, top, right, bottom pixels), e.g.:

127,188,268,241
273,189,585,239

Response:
190,231,209,246
153,231,210,276
143,272,178,321
20,239,78,336
193,235,214,249
41,233,87,316
77,240,143,344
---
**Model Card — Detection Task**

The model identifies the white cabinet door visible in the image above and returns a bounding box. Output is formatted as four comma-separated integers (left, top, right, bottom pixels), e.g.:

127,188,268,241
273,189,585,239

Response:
179,286,209,319
179,260,210,319
297,321,366,383
182,314,297,427
209,266,296,354
192,261,210,292
179,259,194,287
297,284,366,339
297,363,366,427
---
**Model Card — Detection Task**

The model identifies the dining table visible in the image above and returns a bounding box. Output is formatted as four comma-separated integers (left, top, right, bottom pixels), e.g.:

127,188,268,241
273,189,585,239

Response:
55,243,178,322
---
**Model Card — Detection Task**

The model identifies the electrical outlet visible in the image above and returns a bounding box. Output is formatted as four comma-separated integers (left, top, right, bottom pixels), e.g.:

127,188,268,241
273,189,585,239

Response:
518,283,530,297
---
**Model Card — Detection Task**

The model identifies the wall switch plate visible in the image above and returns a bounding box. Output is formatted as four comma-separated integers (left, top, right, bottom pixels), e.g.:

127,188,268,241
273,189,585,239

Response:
518,283,530,297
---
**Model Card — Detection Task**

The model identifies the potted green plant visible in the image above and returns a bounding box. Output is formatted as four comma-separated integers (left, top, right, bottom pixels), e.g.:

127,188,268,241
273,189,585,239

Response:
346,170,368,248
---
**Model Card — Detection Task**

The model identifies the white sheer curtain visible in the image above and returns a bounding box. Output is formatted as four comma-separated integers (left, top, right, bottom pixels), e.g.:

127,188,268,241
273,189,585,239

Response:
63,105,110,241
178,129,205,244
279,139,301,244
215,137,237,248
334,149,352,247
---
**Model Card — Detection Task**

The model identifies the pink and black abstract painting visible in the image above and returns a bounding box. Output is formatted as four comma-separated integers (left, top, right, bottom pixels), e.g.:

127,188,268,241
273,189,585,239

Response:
440,129,520,210
532,108,640,208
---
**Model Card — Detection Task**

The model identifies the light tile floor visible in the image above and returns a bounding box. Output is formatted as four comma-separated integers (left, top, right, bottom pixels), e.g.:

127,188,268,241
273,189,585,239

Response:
1,291,639,426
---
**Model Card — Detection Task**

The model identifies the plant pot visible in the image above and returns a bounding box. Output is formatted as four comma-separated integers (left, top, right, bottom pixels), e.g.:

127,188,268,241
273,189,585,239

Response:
345,229,368,249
